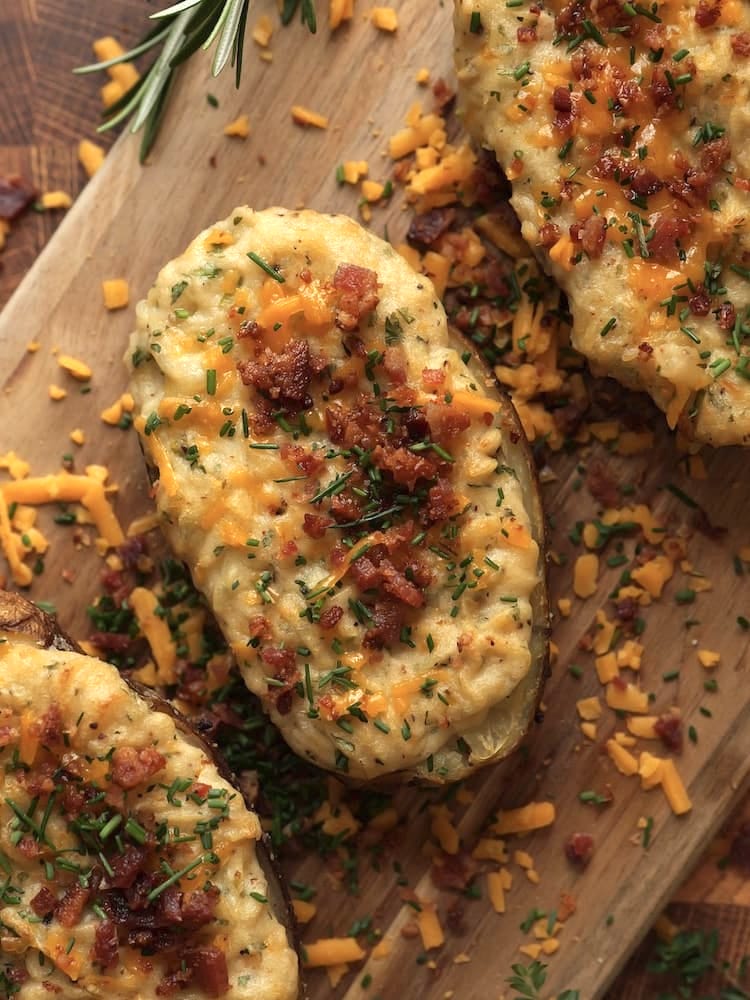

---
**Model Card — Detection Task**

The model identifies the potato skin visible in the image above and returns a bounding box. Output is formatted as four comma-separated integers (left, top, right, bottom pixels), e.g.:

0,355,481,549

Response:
0,589,304,1000
127,206,547,783
454,0,750,445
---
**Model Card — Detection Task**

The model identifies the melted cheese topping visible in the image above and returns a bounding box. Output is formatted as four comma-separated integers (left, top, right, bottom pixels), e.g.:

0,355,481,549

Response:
455,0,750,444
0,636,297,999
127,207,542,781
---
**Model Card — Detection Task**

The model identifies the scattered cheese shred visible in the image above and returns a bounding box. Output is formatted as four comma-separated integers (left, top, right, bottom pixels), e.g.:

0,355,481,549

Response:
430,805,459,855
292,899,316,924
101,79,124,109
41,191,72,210
417,902,445,950
291,105,329,129
329,0,354,29
58,354,92,381
660,758,692,815
606,681,650,714
69,429,85,446
78,139,105,178
576,696,601,721
370,6,398,31
487,871,506,913
697,649,720,669
606,739,639,777
224,115,250,138
304,938,366,967
252,15,273,46
101,279,129,310
491,801,556,836
127,587,177,684
573,552,599,598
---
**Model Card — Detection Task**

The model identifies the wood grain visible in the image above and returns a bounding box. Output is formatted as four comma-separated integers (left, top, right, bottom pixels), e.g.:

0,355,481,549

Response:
2,3,750,998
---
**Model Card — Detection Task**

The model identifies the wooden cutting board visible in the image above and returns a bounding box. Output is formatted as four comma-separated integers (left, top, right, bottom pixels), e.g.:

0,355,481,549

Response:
1,5,750,997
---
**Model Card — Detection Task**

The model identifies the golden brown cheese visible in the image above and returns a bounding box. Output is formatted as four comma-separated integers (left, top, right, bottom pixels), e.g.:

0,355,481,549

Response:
127,207,544,782
0,634,298,999
455,0,750,445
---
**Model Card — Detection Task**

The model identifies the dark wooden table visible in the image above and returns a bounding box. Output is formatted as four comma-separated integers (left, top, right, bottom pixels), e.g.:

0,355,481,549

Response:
2,2,750,996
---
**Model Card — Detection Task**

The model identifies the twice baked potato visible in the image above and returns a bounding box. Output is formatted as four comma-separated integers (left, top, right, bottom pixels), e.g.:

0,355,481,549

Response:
454,0,750,445
127,207,547,783
0,590,299,999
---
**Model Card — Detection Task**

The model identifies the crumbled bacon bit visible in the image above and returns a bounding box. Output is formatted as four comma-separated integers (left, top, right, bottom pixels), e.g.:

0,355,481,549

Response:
717,302,737,331
407,207,456,247
654,713,683,754
431,851,478,891
423,478,459,525
237,339,325,412
646,217,693,264
110,746,167,790
565,832,594,868
332,263,380,331
695,0,721,27
586,458,620,509
731,32,750,56
261,647,299,713
319,605,344,629
303,512,334,538
0,174,36,220
363,599,403,649
689,285,711,316
31,704,64,745
539,223,561,248
30,886,57,917
517,24,537,42
55,880,91,928
92,920,119,969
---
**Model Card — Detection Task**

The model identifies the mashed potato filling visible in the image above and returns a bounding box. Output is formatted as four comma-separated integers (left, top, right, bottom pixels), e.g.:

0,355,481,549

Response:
127,207,542,781
455,0,750,445
0,634,298,999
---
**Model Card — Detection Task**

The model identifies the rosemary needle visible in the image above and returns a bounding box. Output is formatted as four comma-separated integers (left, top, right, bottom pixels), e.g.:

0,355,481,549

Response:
75,0,317,163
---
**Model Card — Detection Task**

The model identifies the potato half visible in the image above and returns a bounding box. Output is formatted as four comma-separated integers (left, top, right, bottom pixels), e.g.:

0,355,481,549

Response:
454,0,750,445
0,590,300,1000
127,207,547,783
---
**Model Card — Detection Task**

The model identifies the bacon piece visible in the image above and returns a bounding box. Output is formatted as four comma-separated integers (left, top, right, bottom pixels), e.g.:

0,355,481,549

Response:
424,403,471,442
181,886,220,927
650,66,678,109
422,479,459,525
689,285,711,316
383,346,407,385
552,85,575,130
91,921,119,969
539,223,561,248
363,599,404,648
303,512,333,538
578,215,607,258
371,445,438,490
586,458,620,508
431,851,477,891
695,0,721,27
319,605,344,629
732,31,750,55
554,0,586,36
280,442,325,476
0,174,36,220
407,207,455,247
630,169,663,198
89,630,132,654
646,216,692,264
717,302,737,330
237,339,320,411
248,614,272,642
30,886,57,917
333,264,380,331
565,832,594,867
31,704,64,746
110,746,167,790
109,846,149,889
654,713,683,753
517,24,537,42
55,881,90,928
261,647,299,714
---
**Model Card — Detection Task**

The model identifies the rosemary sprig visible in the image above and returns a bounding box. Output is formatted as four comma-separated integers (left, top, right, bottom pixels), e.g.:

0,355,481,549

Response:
75,0,317,163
